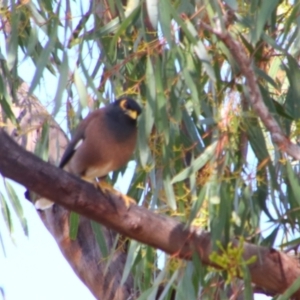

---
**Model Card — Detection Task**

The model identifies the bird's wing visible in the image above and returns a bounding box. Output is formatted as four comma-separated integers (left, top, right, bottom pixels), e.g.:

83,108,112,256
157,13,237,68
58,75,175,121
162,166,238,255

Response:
58,116,92,169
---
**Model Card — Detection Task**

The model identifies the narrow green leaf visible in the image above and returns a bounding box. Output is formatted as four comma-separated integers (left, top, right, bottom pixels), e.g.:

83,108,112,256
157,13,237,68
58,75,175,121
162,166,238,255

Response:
91,221,108,258
251,0,280,44
109,6,141,58
223,0,237,10
192,251,205,288
163,174,177,210
277,277,300,300
7,3,19,71
34,121,49,161
171,141,217,184
193,39,216,82
176,263,196,300
0,75,17,125
144,246,155,288
139,56,155,168
66,100,79,135
167,2,197,43
0,230,6,256
146,0,158,29
188,187,206,225
267,56,281,87
157,269,179,300
137,267,166,300
52,51,69,116
286,161,300,206
103,233,121,275
155,62,169,143
283,56,300,119
0,191,13,236
29,19,58,94
73,17,121,47
4,180,28,236
25,24,39,58
79,54,103,101
69,212,80,240
184,18,216,81
0,95,17,126
74,68,88,109
241,263,253,300
280,237,300,248
121,240,140,285
27,2,48,28
245,118,272,167
136,288,155,300
281,4,300,46
254,67,278,89
182,68,200,115
158,0,172,46
182,108,205,153
261,226,280,247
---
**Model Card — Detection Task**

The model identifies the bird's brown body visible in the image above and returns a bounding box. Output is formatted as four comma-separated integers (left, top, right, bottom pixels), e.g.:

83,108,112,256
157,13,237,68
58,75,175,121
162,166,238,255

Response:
61,107,138,179
35,97,141,209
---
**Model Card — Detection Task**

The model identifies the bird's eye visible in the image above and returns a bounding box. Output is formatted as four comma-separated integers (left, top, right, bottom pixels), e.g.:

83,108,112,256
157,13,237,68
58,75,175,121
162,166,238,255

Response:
120,99,130,111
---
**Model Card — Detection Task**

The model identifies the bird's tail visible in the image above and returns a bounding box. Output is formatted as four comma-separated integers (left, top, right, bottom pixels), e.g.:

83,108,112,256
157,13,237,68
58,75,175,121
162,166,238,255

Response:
34,198,54,210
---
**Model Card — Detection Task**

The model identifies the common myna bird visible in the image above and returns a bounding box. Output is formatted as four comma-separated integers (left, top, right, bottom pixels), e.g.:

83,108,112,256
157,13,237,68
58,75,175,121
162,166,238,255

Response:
35,97,142,210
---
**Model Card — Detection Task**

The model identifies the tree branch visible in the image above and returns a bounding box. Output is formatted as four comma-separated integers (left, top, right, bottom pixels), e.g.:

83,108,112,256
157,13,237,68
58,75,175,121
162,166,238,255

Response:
199,16,300,160
0,129,300,298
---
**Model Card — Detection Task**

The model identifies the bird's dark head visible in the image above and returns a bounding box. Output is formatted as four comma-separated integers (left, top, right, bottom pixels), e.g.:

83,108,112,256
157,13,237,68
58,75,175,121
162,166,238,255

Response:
115,97,142,121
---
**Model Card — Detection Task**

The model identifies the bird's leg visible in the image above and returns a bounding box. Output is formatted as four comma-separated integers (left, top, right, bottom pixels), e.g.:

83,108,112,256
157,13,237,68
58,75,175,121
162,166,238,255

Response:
80,176,112,191
84,176,135,208
94,177,114,194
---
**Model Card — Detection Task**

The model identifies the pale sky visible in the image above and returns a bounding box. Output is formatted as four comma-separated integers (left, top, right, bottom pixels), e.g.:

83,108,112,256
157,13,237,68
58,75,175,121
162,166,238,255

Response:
0,182,94,300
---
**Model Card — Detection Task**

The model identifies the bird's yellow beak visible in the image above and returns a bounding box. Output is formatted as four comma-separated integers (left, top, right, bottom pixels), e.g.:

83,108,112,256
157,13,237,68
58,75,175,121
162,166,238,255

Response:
125,109,138,120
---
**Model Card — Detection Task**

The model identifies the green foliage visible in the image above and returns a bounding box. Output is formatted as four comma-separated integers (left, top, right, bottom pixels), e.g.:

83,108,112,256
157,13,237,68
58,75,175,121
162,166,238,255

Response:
209,239,257,284
1,0,300,298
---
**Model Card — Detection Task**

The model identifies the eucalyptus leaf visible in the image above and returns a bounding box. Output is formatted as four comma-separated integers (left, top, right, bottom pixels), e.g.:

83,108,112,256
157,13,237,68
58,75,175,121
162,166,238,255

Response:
172,141,217,184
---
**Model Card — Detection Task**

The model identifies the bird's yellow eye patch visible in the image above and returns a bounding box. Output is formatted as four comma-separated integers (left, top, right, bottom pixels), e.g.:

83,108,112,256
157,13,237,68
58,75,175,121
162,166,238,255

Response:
119,99,128,111
120,99,138,120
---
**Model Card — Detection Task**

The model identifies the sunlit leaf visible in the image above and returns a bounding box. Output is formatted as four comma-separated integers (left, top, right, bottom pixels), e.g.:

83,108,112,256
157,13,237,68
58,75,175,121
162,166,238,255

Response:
74,68,88,109
172,141,217,184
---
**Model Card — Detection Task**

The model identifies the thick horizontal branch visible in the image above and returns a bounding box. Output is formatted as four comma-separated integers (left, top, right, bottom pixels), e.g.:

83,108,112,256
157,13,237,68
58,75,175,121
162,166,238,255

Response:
0,129,300,297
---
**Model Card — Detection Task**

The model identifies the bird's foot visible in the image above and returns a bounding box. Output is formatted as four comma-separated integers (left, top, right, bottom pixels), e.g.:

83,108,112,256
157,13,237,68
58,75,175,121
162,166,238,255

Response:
94,180,114,195
94,181,135,208
120,194,136,208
